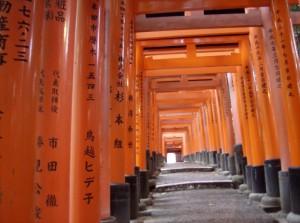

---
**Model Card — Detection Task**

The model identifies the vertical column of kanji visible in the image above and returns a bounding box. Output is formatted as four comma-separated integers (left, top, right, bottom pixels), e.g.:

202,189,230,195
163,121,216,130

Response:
125,2,136,175
135,42,144,169
0,1,38,222
121,0,133,177
69,0,104,222
33,0,76,222
270,0,300,220
109,0,131,221
249,27,282,209
240,39,266,198
260,6,291,214
110,0,126,184
233,70,253,191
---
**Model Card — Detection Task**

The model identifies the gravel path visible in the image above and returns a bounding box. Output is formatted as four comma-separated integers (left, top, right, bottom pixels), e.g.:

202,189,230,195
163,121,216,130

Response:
141,162,277,223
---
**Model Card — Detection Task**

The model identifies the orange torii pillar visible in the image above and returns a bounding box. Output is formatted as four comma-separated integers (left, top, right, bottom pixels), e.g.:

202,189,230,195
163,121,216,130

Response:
249,27,282,209
210,91,222,167
32,1,77,222
201,104,211,165
214,88,226,169
215,86,231,171
108,0,131,222
217,79,236,174
227,73,245,177
135,42,145,170
195,112,204,163
207,97,218,166
233,68,254,192
121,0,139,220
0,1,38,222
198,107,208,164
69,1,104,222
260,6,291,214
149,91,159,174
136,43,150,200
271,0,300,221
192,116,200,162
240,40,266,200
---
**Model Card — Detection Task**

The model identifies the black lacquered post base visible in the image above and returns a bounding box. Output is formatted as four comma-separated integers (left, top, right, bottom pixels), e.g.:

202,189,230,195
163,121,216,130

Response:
261,159,281,211
125,175,138,220
134,166,141,201
216,151,221,168
279,171,291,214
234,144,244,175
110,183,130,223
246,165,253,191
249,165,266,202
140,170,149,199
287,167,300,223
227,154,237,175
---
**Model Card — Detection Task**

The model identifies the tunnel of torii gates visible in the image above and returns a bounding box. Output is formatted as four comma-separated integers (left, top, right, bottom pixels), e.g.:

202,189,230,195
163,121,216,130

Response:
1,0,300,223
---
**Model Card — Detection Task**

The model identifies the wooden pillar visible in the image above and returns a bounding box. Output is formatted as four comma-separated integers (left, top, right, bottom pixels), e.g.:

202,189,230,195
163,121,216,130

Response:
260,7,290,172
233,70,253,165
100,0,113,219
33,0,77,222
211,92,221,152
70,1,104,222
109,0,127,184
270,0,300,168
141,77,150,169
240,40,265,167
124,0,135,176
135,42,144,169
240,39,266,194
0,1,38,222
249,27,280,162
270,0,300,218
227,73,242,145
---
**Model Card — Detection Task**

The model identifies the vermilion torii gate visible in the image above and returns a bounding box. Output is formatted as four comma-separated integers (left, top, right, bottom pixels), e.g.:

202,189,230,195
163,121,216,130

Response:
1,0,300,223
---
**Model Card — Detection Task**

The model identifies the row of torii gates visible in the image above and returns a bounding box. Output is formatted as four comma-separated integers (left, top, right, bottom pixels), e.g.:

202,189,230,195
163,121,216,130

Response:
1,0,300,223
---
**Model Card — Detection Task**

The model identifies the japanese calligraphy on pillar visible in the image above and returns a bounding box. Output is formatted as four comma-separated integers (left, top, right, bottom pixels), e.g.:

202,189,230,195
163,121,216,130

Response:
239,75,248,120
14,0,32,62
112,0,126,149
0,0,11,65
0,0,32,65
267,29,281,88
82,1,99,205
252,34,268,94
44,0,66,22
244,64,256,117
34,0,76,221
127,17,135,149
273,9,295,97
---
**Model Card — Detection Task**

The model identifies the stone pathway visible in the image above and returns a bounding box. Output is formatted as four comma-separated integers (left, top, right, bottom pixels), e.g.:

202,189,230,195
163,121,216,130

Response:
141,162,278,223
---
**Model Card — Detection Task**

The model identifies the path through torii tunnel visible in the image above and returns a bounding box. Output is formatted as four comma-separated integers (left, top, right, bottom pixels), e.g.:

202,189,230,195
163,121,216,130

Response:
1,0,300,222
